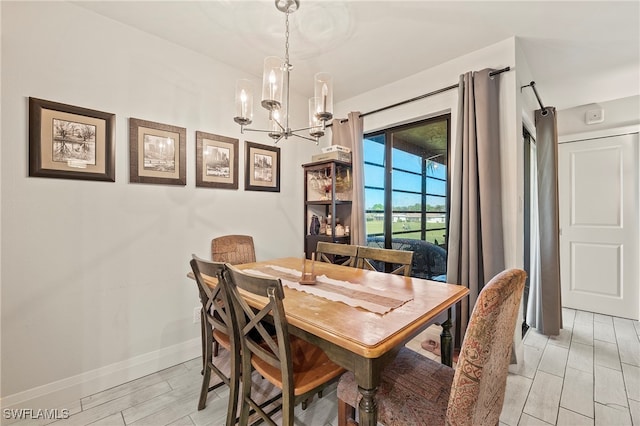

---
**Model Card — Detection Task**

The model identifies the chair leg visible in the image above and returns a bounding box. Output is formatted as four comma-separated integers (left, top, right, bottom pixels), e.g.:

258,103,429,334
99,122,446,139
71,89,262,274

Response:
239,358,253,426
225,347,240,426
213,339,219,357
282,392,295,426
198,332,213,410
338,398,356,426
199,311,206,374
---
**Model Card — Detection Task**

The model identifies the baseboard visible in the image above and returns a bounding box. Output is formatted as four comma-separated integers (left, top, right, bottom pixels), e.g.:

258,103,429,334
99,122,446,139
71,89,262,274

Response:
0,338,201,413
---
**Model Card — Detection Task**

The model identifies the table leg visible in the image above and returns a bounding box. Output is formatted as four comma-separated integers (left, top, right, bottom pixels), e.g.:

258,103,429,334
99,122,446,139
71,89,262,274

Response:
357,385,377,426
352,354,397,426
440,308,453,367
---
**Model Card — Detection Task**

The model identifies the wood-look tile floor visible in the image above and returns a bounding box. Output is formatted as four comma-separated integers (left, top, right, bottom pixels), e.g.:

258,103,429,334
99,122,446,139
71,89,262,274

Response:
500,308,640,426
10,308,640,426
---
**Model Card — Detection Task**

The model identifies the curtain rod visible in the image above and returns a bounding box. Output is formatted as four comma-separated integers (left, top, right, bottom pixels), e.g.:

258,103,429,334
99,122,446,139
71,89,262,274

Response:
520,81,545,110
331,66,512,125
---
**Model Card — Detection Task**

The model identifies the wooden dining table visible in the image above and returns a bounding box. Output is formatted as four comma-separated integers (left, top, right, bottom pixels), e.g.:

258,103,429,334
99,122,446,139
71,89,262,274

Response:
219,256,469,426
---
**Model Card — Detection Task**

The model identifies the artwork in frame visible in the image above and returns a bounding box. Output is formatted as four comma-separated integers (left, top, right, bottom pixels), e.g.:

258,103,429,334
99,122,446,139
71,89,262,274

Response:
195,131,239,190
129,118,186,186
28,97,115,181
245,141,280,192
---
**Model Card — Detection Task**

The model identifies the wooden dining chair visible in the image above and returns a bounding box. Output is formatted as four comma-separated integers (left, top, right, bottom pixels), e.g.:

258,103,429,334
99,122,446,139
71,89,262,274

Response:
210,234,256,357
336,268,526,426
223,264,346,426
355,245,414,276
189,255,239,425
316,241,358,267
211,234,256,265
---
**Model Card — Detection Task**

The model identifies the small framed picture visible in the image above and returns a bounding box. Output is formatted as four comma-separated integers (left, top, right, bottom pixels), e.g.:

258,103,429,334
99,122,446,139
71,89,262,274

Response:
245,141,280,192
29,97,115,181
195,131,239,190
129,118,186,186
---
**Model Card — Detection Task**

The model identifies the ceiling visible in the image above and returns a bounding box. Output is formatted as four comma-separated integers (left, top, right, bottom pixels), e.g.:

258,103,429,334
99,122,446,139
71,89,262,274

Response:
74,1,639,111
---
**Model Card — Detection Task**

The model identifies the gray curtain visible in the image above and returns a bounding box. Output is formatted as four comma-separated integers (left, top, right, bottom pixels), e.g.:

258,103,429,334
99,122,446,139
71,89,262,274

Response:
447,69,505,343
331,112,365,245
526,107,562,336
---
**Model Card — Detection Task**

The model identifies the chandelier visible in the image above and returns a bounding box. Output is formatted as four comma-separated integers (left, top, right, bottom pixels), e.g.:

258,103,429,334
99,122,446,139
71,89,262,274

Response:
233,0,333,144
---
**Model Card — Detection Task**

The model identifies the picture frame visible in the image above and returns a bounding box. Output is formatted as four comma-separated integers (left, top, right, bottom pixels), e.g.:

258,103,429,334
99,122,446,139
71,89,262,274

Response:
29,97,115,182
245,141,280,192
195,131,239,189
129,118,186,186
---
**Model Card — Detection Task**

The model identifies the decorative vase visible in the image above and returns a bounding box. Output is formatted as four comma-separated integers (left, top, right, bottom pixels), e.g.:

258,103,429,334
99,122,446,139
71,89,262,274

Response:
310,215,320,235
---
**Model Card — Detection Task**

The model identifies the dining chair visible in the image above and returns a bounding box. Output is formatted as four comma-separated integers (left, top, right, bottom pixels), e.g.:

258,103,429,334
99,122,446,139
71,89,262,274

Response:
316,241,358,267
211,234,256,265
336,268,527,426
210,234,256,357
355,245,414,276
189,255,239,425
223,264,346,426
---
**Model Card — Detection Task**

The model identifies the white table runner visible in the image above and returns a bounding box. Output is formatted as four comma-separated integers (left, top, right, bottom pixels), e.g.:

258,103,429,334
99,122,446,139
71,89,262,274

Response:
242,265,412,315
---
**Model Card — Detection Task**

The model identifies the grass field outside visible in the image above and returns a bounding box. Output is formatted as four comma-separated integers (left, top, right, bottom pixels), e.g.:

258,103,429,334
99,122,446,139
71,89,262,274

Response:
366,219,446,245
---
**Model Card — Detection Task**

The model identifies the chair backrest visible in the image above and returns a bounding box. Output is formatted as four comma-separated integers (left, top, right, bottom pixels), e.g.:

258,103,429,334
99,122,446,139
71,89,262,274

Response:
222,265,294,391
355,245,414,276
316,241,358,267
189,255,235,345
211,234,256,265
446,268,526,425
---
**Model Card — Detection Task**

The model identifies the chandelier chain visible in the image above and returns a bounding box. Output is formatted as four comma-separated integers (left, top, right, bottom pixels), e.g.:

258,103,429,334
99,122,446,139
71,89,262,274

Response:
284,11,290,66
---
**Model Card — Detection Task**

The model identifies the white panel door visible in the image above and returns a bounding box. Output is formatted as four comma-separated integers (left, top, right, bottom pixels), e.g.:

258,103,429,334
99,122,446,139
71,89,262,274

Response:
559,133,639,320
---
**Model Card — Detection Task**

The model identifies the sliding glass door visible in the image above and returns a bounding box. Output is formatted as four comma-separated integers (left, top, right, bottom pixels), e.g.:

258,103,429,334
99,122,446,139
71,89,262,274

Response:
363,115,450,280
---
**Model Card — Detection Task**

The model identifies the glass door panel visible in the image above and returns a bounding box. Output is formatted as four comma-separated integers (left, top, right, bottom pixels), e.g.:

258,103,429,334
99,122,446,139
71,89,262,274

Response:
363,116,449,280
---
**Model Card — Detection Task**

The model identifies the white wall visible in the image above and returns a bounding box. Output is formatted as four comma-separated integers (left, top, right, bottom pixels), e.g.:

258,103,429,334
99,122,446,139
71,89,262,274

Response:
557,95,640,137
512,37,541,367
0,1,317,407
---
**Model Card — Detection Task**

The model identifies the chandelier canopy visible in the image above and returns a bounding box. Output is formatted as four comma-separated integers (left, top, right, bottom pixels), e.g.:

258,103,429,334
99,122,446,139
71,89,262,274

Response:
233,0,333,144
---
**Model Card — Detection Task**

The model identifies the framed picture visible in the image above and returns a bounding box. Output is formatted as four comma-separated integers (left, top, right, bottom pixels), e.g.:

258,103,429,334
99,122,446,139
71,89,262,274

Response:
29,97,115,181
195,131,239,189
245,141,280,192
129,118,186,185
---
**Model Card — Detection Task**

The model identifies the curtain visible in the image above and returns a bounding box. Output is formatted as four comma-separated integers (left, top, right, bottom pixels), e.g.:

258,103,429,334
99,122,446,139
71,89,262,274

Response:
447,69,505,344
527,142,543,332
526,107,562,335
331,112,365,245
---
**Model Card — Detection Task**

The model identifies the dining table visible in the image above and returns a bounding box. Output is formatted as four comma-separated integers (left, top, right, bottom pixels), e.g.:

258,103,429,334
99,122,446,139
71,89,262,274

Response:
200,256,468,426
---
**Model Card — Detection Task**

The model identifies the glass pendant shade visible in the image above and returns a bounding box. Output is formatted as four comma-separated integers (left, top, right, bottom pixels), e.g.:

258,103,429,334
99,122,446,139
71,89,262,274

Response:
314,72,333,122
261,56,284,111
309,97,324,138
269,109,283,140
234,79,253,125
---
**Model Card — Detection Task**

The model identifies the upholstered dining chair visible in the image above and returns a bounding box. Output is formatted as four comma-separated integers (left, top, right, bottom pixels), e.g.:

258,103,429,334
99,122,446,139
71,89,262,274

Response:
223,264,346,426
355,246,414,276
316,241,358,267
337,268,527,426
211,234,256,265
189,255,239,425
